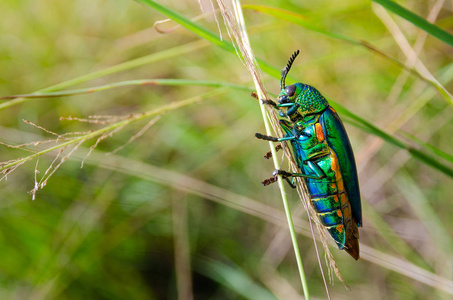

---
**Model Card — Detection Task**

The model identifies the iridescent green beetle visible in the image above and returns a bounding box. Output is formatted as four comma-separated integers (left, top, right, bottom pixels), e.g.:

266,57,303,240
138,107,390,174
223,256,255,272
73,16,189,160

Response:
256,50,362,260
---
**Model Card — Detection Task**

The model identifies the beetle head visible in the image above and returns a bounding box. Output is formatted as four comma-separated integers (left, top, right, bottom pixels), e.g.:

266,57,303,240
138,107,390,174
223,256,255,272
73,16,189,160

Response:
277,51,329,117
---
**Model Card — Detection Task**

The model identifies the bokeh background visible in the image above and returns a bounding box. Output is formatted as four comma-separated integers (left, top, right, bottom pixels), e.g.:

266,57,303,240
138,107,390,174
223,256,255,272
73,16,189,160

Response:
0,0,452,299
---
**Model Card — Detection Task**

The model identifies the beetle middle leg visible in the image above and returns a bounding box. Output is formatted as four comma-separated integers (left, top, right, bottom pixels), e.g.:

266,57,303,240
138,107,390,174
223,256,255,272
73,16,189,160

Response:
264,144,282,159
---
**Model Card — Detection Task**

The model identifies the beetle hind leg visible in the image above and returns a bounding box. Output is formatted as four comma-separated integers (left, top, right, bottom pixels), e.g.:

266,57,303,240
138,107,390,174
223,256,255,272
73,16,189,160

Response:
262,175,278,186
273,169,325,180
261,170,297,189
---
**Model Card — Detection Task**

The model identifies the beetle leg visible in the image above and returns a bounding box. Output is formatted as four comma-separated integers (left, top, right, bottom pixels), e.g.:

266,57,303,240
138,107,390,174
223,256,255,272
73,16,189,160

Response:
286,103,300,116
305,161,327,179
261,169,311,188
262,175,278,186
255,133,295,142
250,92,278,108
262,159,328,188
279,120,309,138
273,169,324,180
255,133,278,142
278,119,292,131
261,171,296,189
261,99,278,108
262,169,313,188
262,158,328,187
264,144,282,159
284,177,297,189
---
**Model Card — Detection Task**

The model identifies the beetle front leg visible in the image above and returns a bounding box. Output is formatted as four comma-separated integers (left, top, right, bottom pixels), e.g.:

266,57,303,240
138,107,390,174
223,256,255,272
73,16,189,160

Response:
261,99,278,108
250,92,278,108
255,133,296,142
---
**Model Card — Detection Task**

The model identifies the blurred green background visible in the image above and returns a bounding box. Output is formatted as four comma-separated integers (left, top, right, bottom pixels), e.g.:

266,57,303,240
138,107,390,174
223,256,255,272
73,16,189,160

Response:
0,0,452,299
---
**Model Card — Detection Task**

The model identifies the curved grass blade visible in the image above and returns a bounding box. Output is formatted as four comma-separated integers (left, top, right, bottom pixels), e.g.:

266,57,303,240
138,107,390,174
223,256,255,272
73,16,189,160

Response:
372,0,453,47
243,5,357,43
336,102,453,178
0,79,251,100
334,100,453,178
135,0,285,82
0,40,208,111
401,130,453,165
243,5,452,105
197,258,278,300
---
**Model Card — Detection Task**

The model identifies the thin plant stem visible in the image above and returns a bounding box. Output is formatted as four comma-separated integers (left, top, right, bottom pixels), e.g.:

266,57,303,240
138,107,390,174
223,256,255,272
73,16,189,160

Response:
219,0,311,297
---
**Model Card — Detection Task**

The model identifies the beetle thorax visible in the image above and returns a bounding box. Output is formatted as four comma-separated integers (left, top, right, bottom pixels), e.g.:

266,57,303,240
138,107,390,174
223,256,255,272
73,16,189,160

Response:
295,84,329,116
278,83,329,120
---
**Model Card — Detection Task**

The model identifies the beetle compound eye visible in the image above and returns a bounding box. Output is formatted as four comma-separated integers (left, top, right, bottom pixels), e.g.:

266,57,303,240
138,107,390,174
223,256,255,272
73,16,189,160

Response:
285,85,296,97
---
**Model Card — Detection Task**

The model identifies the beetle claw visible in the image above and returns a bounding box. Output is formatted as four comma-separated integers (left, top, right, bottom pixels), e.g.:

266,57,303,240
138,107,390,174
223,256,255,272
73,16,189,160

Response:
262,176,278,186
263,145,282,159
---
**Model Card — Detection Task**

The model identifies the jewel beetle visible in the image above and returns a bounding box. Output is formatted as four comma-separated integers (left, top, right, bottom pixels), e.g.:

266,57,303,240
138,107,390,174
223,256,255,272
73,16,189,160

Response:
256,50,362,260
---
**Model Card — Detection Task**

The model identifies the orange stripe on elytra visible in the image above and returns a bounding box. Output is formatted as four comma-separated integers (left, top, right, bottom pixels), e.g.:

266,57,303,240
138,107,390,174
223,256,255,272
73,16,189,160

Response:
315,123,324,142
330,153,345,191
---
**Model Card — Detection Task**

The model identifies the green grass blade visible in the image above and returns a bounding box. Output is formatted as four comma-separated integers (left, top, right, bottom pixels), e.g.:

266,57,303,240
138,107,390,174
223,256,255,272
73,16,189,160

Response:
43,41,207,92
243,5,357,43
400,131,453,165
407,148,453,177
197,258,278,300
135,0,284,80
0,40,207,111
243,5,452,105
0,79,251,100
372,0,453,47
334,101,453,178
137,0,234,52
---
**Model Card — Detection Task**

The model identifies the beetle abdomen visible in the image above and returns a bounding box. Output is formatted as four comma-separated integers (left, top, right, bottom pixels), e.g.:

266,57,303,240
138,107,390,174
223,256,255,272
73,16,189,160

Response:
293,122,360,259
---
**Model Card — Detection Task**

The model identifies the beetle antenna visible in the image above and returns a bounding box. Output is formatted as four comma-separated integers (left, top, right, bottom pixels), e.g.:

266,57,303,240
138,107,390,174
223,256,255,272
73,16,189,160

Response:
280,50,300,90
